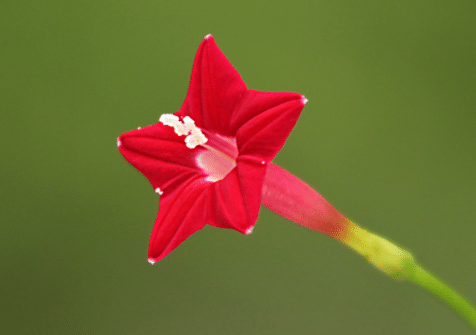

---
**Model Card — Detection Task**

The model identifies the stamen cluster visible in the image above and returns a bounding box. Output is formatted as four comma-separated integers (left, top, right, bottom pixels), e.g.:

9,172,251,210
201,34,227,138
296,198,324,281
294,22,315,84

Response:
159,114,208,149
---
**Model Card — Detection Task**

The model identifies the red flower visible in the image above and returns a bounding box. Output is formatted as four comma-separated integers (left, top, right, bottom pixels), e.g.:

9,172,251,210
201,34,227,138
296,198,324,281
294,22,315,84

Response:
118,35,349,263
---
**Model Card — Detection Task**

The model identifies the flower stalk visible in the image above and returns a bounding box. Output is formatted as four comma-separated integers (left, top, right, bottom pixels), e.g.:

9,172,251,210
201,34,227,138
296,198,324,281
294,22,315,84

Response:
345,225,476,329
262,163,476,329
410,265,476,328
342,225,415,279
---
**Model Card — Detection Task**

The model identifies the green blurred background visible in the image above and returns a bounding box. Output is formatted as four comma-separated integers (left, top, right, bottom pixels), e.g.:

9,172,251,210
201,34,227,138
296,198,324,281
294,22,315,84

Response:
2,1,475,334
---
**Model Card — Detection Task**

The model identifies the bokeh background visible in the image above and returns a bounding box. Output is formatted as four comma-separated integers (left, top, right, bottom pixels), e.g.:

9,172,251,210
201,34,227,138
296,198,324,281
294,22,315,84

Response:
2,1,475,334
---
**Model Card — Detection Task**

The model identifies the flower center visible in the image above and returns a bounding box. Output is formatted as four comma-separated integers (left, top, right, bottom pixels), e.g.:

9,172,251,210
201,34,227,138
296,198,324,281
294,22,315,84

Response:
197,131,238,182
160,114,238,182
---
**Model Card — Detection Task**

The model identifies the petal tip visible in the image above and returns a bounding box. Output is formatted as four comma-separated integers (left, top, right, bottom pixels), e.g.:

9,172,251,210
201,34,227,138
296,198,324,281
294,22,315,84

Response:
245,226,254,235
155,187,164,195
204,34,213,40
301,95,308,105
148,258,156,265
117,137,122,147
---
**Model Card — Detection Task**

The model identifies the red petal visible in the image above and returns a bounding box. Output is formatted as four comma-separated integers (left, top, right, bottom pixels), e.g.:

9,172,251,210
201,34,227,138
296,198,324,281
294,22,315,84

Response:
118,124,204,193
148,176,209,262
207,155,266,233
234,90,305,161
177,35,247,137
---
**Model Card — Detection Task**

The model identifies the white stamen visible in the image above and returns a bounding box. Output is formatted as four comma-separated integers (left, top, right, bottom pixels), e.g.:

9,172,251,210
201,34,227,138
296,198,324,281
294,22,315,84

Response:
301,95,308,105
160,114,208,149
204,34,212,40
117,138,121,147
245,226,254,235
182,116,196,133
159,114,179,125
185,128,208,149
137,127,141,129
148,258,156,264
159,114,187,136
155,187,163,195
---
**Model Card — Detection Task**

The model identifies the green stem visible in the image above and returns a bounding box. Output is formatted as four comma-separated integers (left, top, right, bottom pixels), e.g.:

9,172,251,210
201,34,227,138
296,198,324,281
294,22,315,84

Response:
342,224,476,329
409,264,476,329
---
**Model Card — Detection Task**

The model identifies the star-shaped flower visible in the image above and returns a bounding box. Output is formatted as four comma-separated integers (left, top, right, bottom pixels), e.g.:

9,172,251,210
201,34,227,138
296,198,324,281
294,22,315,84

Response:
116,34,476,332
118,35,348,263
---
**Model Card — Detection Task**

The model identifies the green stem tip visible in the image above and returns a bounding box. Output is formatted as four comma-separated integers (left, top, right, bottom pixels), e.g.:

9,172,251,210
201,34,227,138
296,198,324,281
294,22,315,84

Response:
410,264,476,329
342,223,476,330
